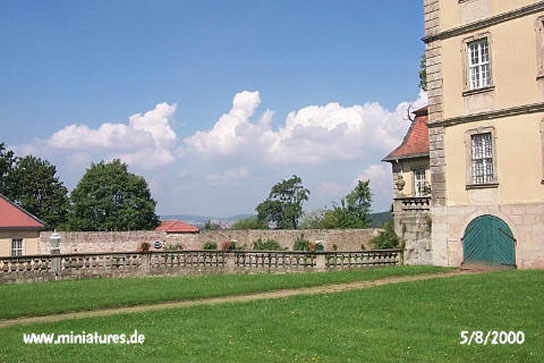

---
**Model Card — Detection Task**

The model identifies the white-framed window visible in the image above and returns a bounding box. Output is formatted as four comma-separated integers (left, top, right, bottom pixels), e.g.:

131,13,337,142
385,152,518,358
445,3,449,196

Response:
468,39,490,90
11,238,23,256
471,133,494,184
414,169,426,197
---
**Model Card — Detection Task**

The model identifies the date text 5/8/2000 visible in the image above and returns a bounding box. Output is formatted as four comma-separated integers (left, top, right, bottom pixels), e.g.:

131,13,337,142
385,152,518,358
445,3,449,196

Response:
460,331,525,345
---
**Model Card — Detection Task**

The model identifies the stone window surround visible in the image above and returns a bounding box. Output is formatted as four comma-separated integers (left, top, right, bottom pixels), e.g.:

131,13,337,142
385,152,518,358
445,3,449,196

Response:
536,16,544,79
11,237,24,257
461,32,495,97
464,126,499,189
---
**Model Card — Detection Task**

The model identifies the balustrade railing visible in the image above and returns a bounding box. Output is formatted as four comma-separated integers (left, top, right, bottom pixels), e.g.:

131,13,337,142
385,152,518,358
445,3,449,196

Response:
397,196,431,211
0,249,402,284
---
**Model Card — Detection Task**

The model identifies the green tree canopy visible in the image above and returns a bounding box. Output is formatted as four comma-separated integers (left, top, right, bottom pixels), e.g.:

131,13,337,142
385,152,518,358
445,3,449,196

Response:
370,221,400,249
419,54,427,91
69,159,159,231
8,156,69,228
1,144,69,228
256,175,310,229
203,219,221,230
230,216,267,230
300,180,372,229
0,143,16,193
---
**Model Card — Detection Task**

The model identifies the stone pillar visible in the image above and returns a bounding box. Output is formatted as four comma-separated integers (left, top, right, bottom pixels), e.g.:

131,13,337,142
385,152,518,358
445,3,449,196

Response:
225,252,236,273
315,253,326,272
140,253,151,275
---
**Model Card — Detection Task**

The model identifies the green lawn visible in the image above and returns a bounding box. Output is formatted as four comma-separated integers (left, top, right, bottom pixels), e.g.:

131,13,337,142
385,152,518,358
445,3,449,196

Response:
0,265,447,319
0,269,541,362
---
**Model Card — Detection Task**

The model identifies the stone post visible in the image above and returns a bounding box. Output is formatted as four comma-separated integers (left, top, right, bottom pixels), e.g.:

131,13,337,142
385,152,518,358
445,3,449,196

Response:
51,256,61,274
140,253,151,276
315,253,326,272
225,252,236,273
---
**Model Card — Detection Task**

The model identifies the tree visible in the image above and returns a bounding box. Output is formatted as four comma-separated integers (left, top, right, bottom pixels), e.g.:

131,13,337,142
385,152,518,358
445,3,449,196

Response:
419,54,427,91
69,159,159,231
0,143,69,228
300,180,372,229
370,221,400,249
230,216,267,230
256,175,310,229
298,209,327,229
0,143,16,194
344,179,372,226
8,156,69,228
203,219,221,230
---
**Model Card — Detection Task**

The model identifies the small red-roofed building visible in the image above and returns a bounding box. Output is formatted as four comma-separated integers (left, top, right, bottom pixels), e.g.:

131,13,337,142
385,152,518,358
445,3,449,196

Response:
383,106,432,265
156,220,200,234
0,194,46,256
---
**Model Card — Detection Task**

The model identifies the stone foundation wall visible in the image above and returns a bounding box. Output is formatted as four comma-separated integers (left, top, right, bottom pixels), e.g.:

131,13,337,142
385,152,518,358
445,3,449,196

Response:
38,229,383,254
431,202,544,269
393,198,433,265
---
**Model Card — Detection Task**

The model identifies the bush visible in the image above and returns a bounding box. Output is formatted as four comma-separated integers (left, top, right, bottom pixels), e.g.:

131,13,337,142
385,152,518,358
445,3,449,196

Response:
370,222,400,249
220,240,239,251
163,243,183,251
293,237,312,251
138,242,150,252
252,238,285,251
230,217,267,230
202,241,217,250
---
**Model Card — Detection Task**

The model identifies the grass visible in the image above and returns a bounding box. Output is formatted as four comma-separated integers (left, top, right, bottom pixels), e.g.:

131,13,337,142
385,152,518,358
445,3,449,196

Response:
0,269,541,362
0,265,448,319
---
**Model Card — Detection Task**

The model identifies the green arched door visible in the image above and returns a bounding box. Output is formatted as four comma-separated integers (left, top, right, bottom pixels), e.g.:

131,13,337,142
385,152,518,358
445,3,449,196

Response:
462,215,516,267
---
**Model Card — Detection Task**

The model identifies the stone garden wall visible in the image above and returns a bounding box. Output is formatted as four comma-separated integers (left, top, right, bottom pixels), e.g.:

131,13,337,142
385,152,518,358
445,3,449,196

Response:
38,229,383,254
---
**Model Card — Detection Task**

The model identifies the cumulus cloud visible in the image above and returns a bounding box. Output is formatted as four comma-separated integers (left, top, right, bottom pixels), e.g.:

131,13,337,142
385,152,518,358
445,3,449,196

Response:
206,167,250,187
185,91,271,156
315,182,347,200
27,102,178,168
183,90,427,164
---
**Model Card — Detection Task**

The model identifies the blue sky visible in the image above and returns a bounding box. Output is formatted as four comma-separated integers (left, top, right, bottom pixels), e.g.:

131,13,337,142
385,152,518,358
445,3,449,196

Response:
1,1,427,217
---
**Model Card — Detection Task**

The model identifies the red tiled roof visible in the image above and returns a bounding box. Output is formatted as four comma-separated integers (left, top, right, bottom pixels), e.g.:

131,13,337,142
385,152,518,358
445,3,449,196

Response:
0,194,45,229
383,106,429,161
156,220,199,233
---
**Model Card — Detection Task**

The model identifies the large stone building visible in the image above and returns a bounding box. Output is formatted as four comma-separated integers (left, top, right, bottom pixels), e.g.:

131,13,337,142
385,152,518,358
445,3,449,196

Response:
419,0,544,268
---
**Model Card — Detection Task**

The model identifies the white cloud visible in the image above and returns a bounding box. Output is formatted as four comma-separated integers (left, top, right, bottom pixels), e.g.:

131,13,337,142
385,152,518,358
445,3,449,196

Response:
183,90,427,165
185,91,270,157
315,182,347,200
26,102,178,168
206,167,250,187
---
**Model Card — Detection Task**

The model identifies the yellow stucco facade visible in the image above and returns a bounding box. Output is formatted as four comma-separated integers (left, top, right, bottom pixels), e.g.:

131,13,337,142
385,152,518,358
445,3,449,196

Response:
0,231,40,257
423,0,544,268
445,115,543,205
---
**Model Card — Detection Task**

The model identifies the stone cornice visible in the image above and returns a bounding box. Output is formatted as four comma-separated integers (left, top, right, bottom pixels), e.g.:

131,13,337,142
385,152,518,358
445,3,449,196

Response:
427,103,544,128
422,1,544,43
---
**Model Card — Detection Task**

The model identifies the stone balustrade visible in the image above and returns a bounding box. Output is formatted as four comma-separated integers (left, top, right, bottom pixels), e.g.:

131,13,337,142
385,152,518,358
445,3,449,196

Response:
0,249,402,284
397,196,431,211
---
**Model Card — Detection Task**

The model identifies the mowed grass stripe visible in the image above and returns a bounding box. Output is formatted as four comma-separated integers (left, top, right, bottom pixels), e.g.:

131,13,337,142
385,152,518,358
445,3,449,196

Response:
0,270,541,363
0,265,448,319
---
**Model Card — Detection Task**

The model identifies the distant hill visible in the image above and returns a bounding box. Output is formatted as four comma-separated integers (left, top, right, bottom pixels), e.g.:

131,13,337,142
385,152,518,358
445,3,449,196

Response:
160,214,254,227
368,211,393,228
161,212,391,229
